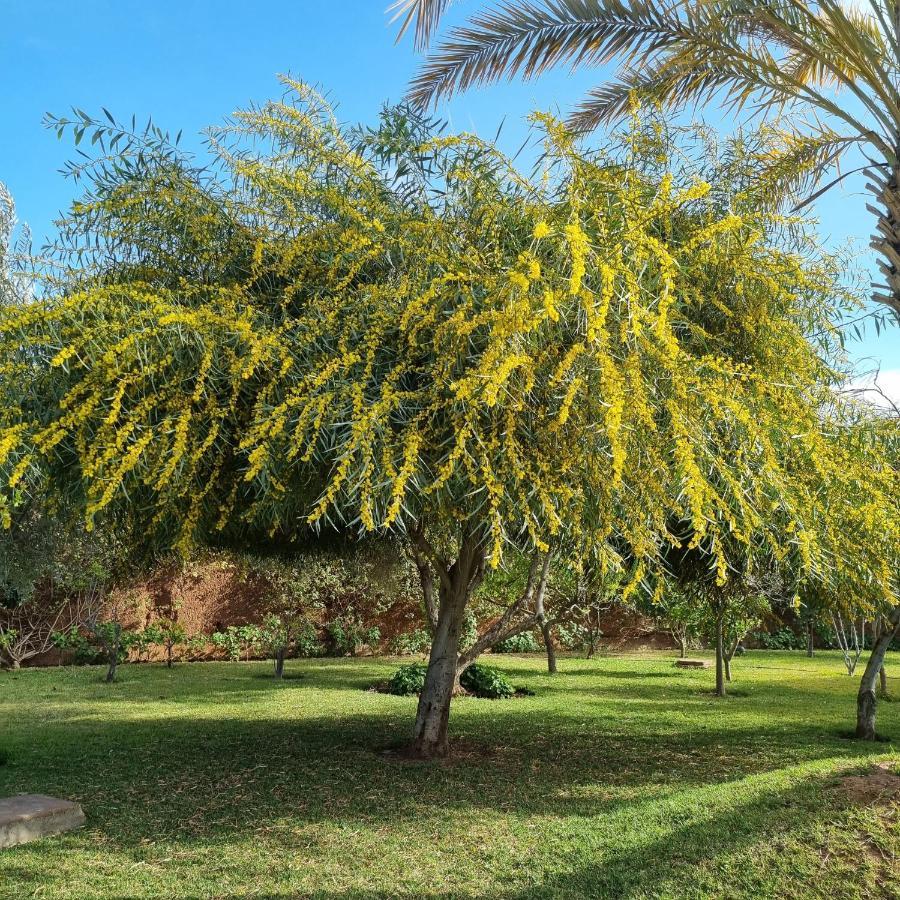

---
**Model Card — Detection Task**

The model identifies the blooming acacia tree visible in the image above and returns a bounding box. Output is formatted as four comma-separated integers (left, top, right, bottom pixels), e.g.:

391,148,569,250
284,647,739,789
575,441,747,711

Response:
0,82,895,756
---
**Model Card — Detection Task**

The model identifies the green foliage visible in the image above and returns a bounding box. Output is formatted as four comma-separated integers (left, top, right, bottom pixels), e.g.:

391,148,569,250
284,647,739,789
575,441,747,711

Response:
459,610,478,654
52,619,141,678
211,625,262,662
325,617,380,657
386,662,428,696
493,630,539,653
389,628,431,656
258,612,321,660
460,663,514,699
753,627,803,651
143,619,189,664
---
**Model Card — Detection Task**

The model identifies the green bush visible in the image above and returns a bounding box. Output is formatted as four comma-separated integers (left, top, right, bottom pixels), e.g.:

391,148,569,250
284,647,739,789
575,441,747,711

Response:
326,618,381,656
460,663,514,699
753,627,802,650
389,628,431,655
493,631,539,653
211,625,262,661
386,662,428,696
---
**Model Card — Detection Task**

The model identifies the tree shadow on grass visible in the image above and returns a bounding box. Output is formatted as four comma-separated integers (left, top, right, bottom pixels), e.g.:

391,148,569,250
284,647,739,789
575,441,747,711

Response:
2,674,895,899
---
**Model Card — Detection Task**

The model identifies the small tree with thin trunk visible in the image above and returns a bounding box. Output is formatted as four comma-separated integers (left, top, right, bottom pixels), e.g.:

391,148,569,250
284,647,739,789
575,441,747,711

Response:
831,611,866,676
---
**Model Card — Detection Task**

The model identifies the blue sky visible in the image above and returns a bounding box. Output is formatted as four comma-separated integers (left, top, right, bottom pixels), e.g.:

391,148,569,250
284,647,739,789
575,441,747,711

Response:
2,0,898,383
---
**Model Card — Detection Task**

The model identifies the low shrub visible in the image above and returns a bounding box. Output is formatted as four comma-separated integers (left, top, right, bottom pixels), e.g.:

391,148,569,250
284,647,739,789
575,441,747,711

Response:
753,627,802,650
389,628,431,656
460,663,514,699
387,662,428,696
493,631,539,653
211,625,262,662
326,618,381,656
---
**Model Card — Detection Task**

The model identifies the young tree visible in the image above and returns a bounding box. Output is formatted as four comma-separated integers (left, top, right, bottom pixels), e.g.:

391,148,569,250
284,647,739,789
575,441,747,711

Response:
147,619,188,669
1,83,894,756
831,611,866,676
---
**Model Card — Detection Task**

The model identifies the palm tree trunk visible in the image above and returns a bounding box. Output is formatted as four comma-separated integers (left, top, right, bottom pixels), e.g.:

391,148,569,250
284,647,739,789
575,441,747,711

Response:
868,166,900,320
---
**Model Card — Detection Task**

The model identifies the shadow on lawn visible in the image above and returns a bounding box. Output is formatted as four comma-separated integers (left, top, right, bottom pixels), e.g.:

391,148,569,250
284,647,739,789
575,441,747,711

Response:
3,660,895,899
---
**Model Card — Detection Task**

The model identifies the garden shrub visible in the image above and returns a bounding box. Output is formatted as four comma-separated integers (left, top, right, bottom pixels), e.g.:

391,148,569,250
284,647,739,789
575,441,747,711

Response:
493,631,540,653
387,662,428,696
326,617,381,656
460,663,514,699
753,627,802,650
389,628,430,656
211,625,262,661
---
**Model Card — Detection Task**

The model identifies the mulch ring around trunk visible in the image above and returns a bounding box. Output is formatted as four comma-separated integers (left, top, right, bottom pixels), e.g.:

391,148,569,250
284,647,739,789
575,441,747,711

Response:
840,761,900,805
367,682,534,698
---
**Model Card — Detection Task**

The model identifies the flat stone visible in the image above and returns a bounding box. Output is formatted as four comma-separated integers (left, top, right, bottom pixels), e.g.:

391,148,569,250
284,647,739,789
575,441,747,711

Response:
0,794,85,849
674,658,711,669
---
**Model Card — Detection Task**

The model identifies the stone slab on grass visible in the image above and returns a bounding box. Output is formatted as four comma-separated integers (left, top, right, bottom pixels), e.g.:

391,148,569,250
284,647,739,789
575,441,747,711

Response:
674,658,711,669
0,795,85,849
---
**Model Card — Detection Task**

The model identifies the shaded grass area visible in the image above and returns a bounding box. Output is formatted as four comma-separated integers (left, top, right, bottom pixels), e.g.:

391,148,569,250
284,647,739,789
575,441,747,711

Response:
0,651,898,898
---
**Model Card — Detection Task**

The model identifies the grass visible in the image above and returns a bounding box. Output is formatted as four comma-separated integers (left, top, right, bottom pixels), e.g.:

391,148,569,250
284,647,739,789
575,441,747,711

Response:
1,651,898,899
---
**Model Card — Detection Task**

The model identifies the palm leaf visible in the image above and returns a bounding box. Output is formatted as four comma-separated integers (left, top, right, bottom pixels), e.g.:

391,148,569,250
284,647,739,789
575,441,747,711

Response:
407,0,683,109
390,0,454,50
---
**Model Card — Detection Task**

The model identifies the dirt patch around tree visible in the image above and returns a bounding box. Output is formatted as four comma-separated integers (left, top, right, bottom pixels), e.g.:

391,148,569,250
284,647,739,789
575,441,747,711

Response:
840,762,900,805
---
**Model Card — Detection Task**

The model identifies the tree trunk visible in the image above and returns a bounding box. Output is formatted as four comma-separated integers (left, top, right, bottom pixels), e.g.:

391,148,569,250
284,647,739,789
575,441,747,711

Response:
806,620,814,658
274,648,285,679
9,659,20,671
167,644,174,668
714,614,725,698
856,606,900,740
724,652,732,683
105,656,117,683
541,622,557,674
879,664,888,698
410,532,485,759
678,635,688,659
867,166,900,320
411,586,468,759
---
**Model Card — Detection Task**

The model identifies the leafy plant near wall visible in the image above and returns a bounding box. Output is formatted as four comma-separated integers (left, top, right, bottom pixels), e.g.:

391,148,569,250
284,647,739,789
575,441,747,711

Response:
389,628,431,656
493,631,540,653
211,625,262,662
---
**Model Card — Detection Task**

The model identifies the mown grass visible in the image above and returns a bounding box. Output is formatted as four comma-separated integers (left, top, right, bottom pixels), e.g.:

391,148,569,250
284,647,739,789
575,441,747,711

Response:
0,651,898,899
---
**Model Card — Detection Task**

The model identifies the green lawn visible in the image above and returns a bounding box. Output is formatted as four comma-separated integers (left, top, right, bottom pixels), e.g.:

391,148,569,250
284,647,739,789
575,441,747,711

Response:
1,651,898,899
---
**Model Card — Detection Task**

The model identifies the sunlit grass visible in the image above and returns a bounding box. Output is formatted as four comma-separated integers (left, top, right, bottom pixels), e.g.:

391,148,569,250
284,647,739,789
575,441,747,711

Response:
1,651,897,898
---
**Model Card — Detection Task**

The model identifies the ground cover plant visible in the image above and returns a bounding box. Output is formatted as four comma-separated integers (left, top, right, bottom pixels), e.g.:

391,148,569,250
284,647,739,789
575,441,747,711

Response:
1,651,898,899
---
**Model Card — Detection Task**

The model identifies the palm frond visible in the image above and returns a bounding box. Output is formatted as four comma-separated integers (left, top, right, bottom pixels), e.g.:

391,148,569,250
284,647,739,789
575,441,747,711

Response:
751,126,861,208
390,0,454,50
407,0,684,109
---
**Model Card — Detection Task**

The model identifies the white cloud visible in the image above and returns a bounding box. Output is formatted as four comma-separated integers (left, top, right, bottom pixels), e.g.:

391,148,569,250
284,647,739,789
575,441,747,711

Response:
845,368,900,413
